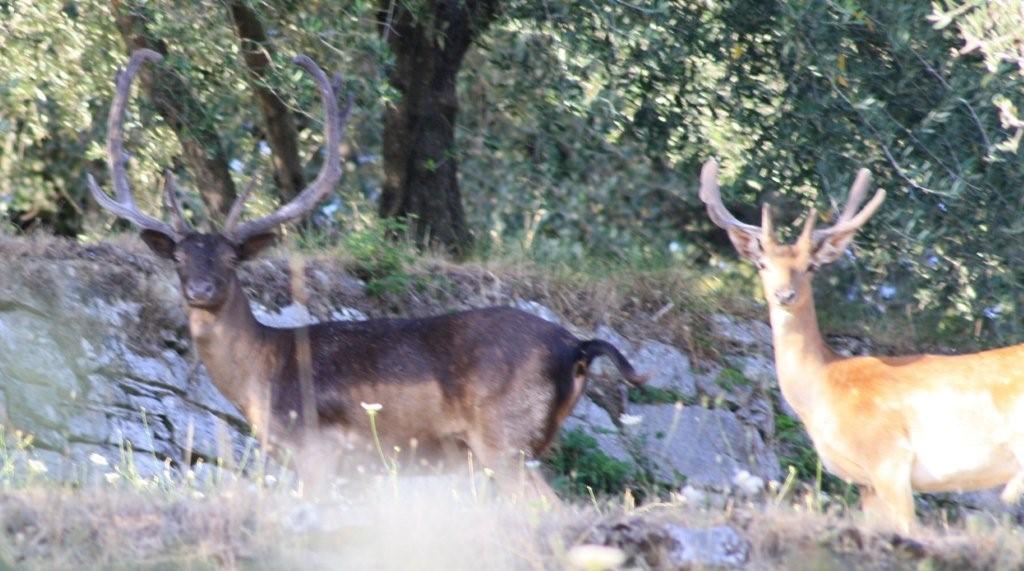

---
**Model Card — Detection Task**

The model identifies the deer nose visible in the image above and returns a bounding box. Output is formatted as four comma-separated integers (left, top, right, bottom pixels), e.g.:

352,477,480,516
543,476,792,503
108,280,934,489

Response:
775,289,797,305
185,280,216,302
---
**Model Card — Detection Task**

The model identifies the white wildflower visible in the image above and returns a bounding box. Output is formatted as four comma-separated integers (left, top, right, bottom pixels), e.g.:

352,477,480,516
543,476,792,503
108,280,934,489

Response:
618,413,643,426
360,402,383,413
524,460,541,469
264,474,278,486
566,544,626,571
680,484,708,506
732,469,765,497
26,459,47,474
89,453,109,466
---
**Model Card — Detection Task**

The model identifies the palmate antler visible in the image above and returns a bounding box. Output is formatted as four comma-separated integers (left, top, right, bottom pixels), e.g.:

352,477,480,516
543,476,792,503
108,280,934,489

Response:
90,50,351,241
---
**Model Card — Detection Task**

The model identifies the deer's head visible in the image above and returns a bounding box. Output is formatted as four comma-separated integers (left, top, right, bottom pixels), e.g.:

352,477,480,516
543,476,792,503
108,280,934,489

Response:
698,160,886,311
88,50,350,311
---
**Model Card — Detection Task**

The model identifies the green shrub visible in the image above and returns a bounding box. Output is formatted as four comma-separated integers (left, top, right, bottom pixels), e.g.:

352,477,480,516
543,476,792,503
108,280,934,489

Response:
546,428,637,497
627,385,694,405
715,367,753,392
343,219,418,297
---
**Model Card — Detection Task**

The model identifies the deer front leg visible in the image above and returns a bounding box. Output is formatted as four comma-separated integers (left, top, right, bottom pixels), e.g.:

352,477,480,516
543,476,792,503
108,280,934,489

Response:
859,485,881,520
1000,474,1024,505
999,444,1024,504
868,453,916,534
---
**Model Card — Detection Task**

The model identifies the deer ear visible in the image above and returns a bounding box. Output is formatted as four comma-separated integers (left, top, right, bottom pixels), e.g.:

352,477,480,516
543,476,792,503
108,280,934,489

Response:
726,228,764,264
811,231,856,266
140,229,176,260
237,232,277,261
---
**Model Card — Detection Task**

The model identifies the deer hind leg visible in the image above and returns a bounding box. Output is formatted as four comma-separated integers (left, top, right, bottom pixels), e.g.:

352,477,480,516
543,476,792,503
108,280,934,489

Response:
465,425,560,507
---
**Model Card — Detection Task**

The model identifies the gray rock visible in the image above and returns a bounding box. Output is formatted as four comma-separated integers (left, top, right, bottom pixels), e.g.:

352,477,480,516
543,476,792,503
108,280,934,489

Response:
514,299,562,326
694,363,726,398
726,354,776,387
735,392,776,440
255,301,369,328
723,355,799,420
64,407,112,443
828,334,875,357
330,307,369,322
252,301,315,327
0,255,255,482
0,309,81,395
710,313,772,349
631,340,696,397
626,403,781,487
594,325,634,354
665,524,749,568
593,326,695,397
122,351,187,392
562,397,632,462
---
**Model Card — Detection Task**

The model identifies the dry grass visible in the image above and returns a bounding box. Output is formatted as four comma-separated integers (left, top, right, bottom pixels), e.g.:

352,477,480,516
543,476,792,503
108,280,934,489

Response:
2,472,1024,570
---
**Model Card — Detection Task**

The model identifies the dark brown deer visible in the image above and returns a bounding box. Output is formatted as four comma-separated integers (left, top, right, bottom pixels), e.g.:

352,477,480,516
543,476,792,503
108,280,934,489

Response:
89,50,643,494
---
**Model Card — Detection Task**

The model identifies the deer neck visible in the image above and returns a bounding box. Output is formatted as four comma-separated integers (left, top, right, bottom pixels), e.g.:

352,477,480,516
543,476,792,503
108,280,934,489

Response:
767,295,834,419
186,280,279,433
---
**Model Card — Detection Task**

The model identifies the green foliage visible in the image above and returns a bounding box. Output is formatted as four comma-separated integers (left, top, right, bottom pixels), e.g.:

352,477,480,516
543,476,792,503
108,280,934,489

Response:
3,0,1024,347
754,1,1024,346
715,367,753,392
775,413,852,499
343,218,418,297
627,386,693,405
931,1,1024,154
546,428,637,497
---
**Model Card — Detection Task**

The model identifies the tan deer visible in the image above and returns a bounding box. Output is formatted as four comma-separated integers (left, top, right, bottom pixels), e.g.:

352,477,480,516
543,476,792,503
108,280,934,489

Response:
699,158,1024,532
88,50,643,496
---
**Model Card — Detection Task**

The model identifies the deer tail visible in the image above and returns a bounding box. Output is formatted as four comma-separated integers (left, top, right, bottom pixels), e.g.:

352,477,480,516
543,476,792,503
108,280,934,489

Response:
575,339,646,386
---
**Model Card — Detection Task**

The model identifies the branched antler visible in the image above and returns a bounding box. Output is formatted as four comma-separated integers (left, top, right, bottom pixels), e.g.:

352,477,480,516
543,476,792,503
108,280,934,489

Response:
88,49,188,237
224,56,353,242
698,158,885,247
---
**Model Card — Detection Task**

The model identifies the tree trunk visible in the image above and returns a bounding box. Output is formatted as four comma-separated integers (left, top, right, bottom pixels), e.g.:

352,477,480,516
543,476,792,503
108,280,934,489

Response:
229,2,305,203
377,0,499,256
110,0,237,219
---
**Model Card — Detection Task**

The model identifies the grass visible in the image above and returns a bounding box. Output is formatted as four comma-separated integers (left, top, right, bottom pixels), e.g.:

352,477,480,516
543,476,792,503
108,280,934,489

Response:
715,367,755,392
1,438,1023,570
625,386,694,406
